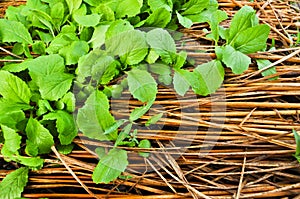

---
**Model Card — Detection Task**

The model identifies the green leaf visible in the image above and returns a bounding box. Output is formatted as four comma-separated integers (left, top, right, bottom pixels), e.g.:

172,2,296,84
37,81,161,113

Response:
139,7,171,28
104,119,127,135
105,20,134,40
193,60,225,96
51,2,65,30
92,148,128,183
76,90,117,141
115,123,132,146
0,167,29,199
37,99,53,116
60,92,76,112
25,117,54,156
16,156,44,169
146,28,176,64
39,73,74,101
0,101,26,130
0,19,33,44
57,144,74,155
43,110,77,145
115,0,143,18
173,69,196,96
228,6,257,44
233,24,270,54
74,13,101,27
219,45,251,74
77,49,116,84
66,0,82,14
149,63,172,85
46,32,78,54
1,125,21,158
145,113,163,127
127,68,157,102
0,71,32,104
176,11,193,28
106,30,148,65
180,0,209,15
90,24,110,49
59,41,89,65
256,59,278,80
293,130,300,162
130,101,153,122
138,139,151,157
147,0,172,12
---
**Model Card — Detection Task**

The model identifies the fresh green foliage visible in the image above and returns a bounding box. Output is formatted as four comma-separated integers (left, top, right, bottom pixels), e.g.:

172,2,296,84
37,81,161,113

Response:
293,130,300,163
0,0,273,195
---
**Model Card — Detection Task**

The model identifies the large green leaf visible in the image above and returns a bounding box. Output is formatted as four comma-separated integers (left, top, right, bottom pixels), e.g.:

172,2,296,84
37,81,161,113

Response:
43,110,77,145
92,148,128,183
127,68,157,102
76,90,117,141
0,71,32,104
25,117,54,156
193,60,225,96
1,125,21,158
0,19,33,44
233,24,270,54
0,167,29,199
106,30,148,65
115,0,143,18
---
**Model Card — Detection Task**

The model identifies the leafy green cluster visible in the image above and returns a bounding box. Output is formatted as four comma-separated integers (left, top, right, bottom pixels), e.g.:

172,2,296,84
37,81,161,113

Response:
0,0,273,197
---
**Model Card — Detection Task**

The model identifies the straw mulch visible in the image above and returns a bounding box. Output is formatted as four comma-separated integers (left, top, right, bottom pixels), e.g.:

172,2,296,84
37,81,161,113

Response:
1,0,300,198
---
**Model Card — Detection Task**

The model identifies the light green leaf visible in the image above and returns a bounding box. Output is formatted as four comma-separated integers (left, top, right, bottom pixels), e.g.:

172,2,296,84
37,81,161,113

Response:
115,0,143,18
74,13,101,27
173,69,197,96
106,30,148,65
115,123,132,146
39,73,74,101
51,2,65,30
193,60,224,96
0,101,26,130
149,63,172,85
105,20,134,40
145,113,163,126
59,41,89,65
93,3,115,21
1,125,21,158
46,32,78,54
233,24,270,54
256,59,278,80
16,156,44,169
25,117,54,155
130,101,153,122
293,130,300,162
127,68,157,102
66,0,82,14
219,45,251,74
147,0,172,12
90,24,110,49
176,11,193,28
146,28,176,64
92,148,128,183
228,6,257,43
36,99,53,116
0,19,33,44
60,92,76,112
57,144,74,155
76,90,117,141
43,110,77,145
0,71,32,104
0,167,29,199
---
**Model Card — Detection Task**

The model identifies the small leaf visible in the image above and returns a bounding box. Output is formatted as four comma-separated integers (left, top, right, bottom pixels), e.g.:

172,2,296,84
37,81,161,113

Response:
74,13,101,27
145,113,163,127
293,130,300,163
59,41,89,65
66,0,82,14
25,117,54,156
16,156,44,169
256,59,278,80
138,139,151,157
219,45,251,74
0,167,29,199
180,0,210,15
140,7,171,28
173,69,196,96
92,148,128,183
90,25,110,49
0,19,33,44
127,68,157,102
57,144,74,155
115,123,132,146
0,71,32,104
130,101,153,122
149,63,172,85
115,0,143,18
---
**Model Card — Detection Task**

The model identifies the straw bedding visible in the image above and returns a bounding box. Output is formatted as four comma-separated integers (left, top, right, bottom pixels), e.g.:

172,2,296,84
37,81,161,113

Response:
0,0,300,198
